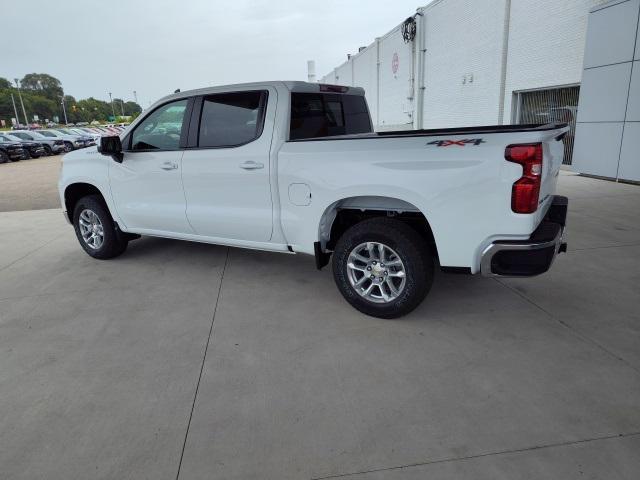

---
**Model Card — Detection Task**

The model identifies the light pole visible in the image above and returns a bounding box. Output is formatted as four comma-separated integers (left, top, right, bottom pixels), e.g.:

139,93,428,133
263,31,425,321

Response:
14,79,29,127
10,93,20,127
61,92,68,125
120,99,125,117
108,92,115,118
133,90,138,105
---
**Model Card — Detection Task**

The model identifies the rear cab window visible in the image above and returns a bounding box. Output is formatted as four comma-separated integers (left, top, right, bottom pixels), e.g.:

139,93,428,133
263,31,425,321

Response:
289,92,372,140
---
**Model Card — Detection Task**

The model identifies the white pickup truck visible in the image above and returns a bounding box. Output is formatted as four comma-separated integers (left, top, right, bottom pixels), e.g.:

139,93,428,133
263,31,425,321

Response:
58,81,568,318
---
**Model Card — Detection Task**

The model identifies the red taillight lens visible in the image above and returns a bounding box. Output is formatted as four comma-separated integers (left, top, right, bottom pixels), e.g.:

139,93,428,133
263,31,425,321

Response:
505,143,543,214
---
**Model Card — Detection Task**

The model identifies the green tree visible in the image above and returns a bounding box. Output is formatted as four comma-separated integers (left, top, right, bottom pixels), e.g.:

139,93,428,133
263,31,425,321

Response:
20,73,64,101
22,92,58,122
123,101,142,116
0,72,138,125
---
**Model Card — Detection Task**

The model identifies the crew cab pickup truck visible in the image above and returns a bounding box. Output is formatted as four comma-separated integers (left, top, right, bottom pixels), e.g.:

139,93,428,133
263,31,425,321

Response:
58,81,568,318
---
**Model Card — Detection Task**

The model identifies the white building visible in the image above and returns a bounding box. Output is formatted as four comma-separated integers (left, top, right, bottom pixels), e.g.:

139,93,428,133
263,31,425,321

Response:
572,0,640,182
320,0,613,167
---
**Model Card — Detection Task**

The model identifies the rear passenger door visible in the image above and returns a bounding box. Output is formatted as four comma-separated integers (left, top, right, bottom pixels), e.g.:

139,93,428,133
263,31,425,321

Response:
181,89,274,242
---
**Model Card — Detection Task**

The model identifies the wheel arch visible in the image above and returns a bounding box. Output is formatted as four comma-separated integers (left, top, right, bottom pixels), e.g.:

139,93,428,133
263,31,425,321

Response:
317,195,439,265
64,182,108,218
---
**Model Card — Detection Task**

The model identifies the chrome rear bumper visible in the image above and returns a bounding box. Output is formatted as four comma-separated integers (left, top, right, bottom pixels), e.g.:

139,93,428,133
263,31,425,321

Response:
481,196,568,277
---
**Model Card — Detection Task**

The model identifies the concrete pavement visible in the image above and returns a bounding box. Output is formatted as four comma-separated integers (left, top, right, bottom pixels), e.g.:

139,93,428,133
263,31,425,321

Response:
0,172,639,479
0,155,62,212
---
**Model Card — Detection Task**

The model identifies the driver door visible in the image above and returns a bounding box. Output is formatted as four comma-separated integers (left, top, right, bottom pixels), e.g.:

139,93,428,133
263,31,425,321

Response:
109,98,194,234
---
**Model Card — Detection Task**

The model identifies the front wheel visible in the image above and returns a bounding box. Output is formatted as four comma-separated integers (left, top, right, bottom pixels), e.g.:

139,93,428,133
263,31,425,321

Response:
64,141,73,152
72,195,128,259
0,151,9,163
332,218,434,319
43,145,53,156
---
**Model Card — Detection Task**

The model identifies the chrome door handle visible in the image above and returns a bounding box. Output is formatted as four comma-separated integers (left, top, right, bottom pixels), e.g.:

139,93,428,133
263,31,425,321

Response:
240,161,264,170
161,162,178,170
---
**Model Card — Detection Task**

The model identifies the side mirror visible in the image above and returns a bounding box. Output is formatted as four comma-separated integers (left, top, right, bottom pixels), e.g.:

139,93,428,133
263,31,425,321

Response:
98,135,123,163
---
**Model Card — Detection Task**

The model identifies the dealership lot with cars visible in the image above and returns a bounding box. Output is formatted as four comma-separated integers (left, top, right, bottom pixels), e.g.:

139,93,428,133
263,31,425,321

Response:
0,152,639,478
0,124,127,162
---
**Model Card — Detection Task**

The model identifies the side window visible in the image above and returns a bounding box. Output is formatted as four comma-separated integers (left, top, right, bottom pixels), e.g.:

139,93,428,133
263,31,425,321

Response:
131,99,188,151
289,93,372,140
198,91,266,148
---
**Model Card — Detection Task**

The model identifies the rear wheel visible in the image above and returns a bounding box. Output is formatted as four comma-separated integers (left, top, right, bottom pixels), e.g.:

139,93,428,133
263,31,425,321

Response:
72,195,128,259
332,218,434,319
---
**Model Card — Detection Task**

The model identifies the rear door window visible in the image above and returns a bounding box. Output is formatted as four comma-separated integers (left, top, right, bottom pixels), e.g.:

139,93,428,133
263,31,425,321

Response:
198,91,267,148
290,93,372,140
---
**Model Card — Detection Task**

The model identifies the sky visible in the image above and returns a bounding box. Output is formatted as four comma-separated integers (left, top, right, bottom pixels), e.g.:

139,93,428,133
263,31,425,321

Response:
5,0,429,107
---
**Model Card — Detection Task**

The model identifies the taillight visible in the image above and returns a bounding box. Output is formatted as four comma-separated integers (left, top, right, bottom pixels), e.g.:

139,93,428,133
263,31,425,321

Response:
505,143,543,214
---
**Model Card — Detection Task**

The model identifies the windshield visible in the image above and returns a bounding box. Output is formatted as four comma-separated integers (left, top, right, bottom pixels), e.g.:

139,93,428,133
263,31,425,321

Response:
9,132,31,140
57,129,74,135
36,131,57,137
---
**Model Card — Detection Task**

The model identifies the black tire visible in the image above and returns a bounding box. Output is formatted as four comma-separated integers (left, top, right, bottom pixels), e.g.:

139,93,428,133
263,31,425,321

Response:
72,195,128,260
64,141,73,152
43,145,53,156
0,151,9,163
332,218,434,319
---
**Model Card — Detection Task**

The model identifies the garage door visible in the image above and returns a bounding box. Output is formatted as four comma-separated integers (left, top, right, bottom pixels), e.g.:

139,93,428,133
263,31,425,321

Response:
515,86,580,165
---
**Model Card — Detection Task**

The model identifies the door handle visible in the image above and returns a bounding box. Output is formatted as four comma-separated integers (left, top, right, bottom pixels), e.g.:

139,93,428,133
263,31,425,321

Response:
239,161,264,170
161,162,178,170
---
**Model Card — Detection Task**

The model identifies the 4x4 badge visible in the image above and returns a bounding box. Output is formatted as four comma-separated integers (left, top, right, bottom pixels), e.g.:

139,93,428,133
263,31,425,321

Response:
427,138,486,147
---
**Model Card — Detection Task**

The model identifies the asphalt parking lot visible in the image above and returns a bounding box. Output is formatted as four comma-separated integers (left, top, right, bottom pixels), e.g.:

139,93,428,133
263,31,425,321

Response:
1,165,639,479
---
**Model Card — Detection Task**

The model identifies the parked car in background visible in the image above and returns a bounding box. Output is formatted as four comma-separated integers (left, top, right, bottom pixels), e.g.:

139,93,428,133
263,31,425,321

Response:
67,128,101,145
0,137,27,162
0,134,46,158
77,127,105,136
54,128,95,146
7,131,66,155
34,130,87,151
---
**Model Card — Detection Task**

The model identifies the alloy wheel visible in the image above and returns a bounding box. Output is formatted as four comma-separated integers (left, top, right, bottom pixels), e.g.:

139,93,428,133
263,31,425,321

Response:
346,242,407,303
78,209,104,250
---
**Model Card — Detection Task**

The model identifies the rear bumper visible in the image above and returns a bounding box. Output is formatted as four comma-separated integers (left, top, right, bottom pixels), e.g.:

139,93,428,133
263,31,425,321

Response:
481,196,568,277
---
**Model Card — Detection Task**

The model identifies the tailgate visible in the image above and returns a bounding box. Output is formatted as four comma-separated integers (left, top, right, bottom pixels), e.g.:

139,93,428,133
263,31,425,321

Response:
537,125,570,220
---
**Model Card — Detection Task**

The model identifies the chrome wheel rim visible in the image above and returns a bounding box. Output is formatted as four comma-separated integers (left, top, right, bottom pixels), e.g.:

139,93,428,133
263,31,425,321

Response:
78,209,104,250
346,242,406,304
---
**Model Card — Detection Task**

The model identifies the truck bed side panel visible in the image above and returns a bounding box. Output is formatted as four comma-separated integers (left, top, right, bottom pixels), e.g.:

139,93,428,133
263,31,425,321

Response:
277,128,566,272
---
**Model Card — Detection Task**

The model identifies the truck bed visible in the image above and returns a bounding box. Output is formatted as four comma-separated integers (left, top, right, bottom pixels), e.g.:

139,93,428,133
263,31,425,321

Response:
289,123,568,142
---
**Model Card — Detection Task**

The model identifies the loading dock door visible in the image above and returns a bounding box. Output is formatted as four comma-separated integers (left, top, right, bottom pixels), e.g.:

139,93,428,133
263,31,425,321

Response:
515,86,580,165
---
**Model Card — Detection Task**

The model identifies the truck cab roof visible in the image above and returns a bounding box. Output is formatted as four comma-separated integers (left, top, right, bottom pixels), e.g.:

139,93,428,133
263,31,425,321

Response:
157,81,365,105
